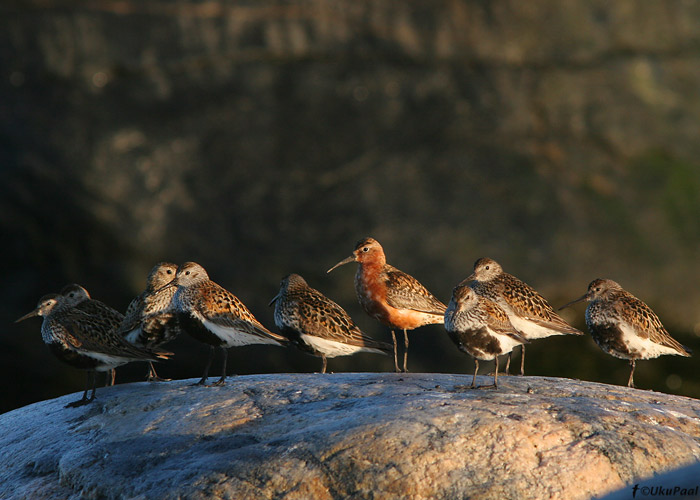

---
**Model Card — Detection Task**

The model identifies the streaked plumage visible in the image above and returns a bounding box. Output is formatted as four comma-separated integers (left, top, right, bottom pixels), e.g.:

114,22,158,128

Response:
445,285,526,388
170,262,287,386
269,273,392,373
17,288,169,407
60,283,125,386
118,262,180,381
560,278,691,388
328,237,447,373
464,257,583,375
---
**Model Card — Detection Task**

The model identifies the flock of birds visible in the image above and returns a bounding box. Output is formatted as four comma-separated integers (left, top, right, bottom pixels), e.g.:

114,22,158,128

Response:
17,237,692,408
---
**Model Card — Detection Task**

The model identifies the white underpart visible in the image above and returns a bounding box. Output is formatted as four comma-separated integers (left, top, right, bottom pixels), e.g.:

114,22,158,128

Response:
470,329,523,360
493,331,524,354
619,322,683,359
508,314,564,340
202,318,280,347
300,334,384,357
123,328,142,345
80,352,135,370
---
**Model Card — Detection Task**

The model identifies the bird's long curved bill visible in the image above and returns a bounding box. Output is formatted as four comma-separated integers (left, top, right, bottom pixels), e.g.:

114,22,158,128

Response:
327,255,355,273
16,309,40,323
558,294,588,311
458,273,477,287
268,292,281,307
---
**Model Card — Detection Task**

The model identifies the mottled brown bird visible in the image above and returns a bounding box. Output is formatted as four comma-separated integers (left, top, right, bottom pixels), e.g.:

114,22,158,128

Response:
464,257,583,375
444,285,526,388
560,278,691,388
169,262,287,386
328,237,447,373
118,262,181,381
17,290,169,408
269,273,392,373
60,283,126,386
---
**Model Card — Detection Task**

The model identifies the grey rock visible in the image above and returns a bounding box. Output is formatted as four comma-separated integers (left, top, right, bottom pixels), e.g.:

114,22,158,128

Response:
1,373,700,499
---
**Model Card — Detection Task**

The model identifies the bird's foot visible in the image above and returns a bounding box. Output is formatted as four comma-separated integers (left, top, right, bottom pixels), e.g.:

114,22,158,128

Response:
65,397,94,408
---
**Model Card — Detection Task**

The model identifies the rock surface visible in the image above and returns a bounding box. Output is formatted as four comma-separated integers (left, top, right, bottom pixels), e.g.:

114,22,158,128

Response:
1,373,700,499
602,461,700,500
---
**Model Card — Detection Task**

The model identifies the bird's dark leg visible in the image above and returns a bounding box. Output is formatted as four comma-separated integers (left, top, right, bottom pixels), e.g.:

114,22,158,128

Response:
403,329,409,373
88,370,97,402
391,330,400,372
321,355,327,374
212,347,228,386
471,359,479,388
67,371,96,408
494,356,500,389
628,360,636,388
519,345,526,376
504,353,512,375
195,346,215,386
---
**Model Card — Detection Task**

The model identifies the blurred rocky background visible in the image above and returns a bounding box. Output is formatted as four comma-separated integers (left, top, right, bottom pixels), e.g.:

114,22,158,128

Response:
3,0,700,413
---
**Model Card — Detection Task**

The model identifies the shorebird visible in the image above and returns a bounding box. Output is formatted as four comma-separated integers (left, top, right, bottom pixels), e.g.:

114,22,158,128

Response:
464,257,583,375
16,291,169,407
168,262,287,386
60,283,126,386
269,273,392,373
118,262,180,381
560,278,691,388
327,237,447,373
444,285,527,388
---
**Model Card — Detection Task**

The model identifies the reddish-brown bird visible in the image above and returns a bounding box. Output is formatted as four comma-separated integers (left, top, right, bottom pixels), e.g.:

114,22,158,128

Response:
328,237,447,372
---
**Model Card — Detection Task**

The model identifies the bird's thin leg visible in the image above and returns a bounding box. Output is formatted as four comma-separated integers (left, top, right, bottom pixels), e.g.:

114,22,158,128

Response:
321,355,327,374
504,353,511,375
391,330,400,373
88,371,97,402
212,347,228,386
105,368,115,387
67,371,94,408
494,356,500,389
628,360,636,388
471,359,479,388
147,361,170,382
403,329,409,373
147,362,157,381
195,346,215,386
519,345,525,376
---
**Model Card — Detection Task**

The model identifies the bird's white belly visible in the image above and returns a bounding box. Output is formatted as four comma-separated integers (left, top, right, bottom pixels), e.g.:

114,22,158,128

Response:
619,323,682,359
123,328,142,345
508,315,562,340
300,334,377,357
203,319,279,347
83,352,133,370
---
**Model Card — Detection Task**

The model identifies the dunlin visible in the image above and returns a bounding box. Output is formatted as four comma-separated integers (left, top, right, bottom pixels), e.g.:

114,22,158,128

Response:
270,273,392,373
560,278,691,388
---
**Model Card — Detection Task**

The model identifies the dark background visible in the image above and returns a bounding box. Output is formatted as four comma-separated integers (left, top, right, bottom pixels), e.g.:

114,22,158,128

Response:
3,1,700,414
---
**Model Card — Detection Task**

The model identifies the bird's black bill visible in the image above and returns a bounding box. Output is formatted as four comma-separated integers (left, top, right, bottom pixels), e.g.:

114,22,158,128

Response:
558,294,588,311
327,255,355,273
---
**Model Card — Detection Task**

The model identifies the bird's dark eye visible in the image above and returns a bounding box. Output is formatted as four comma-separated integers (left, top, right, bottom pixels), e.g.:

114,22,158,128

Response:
186,271,191,276
363,247,369,252
485,266,490,270
167,269,172,274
